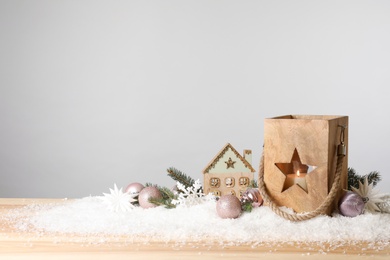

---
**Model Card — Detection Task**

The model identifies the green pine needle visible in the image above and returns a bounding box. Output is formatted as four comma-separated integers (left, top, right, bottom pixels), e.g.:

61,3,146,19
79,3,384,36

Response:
366,171,381,186
167,167,196,189
148,197,176,209
145,167,204,209
248,180,258,188
347,167,381,190
144,183,177,208
159,186,177,200
242,202,253,212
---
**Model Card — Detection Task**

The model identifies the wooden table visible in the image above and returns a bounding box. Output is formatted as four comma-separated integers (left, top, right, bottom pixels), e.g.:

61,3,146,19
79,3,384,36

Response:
0,198,389,260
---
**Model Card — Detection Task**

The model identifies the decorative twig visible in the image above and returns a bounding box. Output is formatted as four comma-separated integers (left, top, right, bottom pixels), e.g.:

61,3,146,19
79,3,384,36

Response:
167,167,197,189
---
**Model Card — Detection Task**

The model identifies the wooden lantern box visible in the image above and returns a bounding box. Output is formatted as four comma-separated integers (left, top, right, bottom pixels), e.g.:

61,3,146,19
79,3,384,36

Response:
263,115,348,214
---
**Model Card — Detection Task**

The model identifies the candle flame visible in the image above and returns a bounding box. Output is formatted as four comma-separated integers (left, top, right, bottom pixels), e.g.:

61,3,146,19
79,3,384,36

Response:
296,170,300,177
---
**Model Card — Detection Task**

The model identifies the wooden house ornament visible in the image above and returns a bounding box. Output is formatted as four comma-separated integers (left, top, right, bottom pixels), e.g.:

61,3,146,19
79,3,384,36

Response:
203,143,255,198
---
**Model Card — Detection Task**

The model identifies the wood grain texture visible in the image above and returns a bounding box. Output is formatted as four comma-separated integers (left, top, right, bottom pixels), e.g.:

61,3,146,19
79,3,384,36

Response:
264,115,348,214
0,199,388,260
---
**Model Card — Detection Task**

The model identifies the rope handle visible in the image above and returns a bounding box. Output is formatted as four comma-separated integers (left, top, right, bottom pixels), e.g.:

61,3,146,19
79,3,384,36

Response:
258,143,346,222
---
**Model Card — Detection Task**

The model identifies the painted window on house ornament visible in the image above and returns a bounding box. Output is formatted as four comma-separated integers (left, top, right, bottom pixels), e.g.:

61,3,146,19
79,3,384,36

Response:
210,177,220,188
239,177,249,187
225,177,235,187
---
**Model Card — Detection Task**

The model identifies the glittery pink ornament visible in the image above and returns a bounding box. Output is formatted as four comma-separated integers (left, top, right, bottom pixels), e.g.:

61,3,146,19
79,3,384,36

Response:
339,191,365,217
125,182,145,195
138,186,162,209
216,194,242,219
240,188,263,208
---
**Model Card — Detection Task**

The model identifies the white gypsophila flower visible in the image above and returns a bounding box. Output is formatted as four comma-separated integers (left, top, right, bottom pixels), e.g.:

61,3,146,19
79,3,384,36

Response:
101,184,137,212
377,194,390,213
172,179,214,207
351,177,385,213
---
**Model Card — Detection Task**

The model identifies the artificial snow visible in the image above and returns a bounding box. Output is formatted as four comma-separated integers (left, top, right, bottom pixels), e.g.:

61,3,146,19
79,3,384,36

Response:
5,196,390,247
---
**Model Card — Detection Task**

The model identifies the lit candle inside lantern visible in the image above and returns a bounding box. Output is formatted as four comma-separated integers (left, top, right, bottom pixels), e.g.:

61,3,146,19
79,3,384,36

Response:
284,170,308,192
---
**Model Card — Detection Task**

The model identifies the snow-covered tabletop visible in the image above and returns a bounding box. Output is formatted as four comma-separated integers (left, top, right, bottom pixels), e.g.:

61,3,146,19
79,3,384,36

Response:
1,198,389,259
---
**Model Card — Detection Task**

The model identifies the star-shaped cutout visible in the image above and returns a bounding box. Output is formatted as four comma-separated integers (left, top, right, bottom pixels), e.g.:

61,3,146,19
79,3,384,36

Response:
275,148,316,192
225,157,236,169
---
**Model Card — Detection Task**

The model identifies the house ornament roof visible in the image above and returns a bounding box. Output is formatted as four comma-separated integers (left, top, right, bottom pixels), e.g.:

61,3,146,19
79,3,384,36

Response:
202,143,256,174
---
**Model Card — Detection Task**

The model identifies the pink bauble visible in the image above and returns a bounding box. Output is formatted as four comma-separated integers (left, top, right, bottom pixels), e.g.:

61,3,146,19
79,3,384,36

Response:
125,182,145,194
240,188,263,207
138,186,162,209
339,191,365,217
216,194,242,219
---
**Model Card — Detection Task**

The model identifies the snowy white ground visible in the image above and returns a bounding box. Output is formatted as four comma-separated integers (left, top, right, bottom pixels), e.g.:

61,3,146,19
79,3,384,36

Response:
7,196,390,244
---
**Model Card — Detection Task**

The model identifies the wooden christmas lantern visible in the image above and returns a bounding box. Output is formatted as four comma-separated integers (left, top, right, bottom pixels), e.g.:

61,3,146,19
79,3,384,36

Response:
262,115,348,215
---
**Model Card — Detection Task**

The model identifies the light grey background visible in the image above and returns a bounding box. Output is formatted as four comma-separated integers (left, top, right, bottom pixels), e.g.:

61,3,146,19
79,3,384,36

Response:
1,1,389,198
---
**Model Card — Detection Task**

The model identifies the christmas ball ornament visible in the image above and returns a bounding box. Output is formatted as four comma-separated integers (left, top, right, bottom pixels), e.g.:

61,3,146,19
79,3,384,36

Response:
125,182,145,195
339,191,365,217
240,188,263,208
216,194,242,219
138,186,162,209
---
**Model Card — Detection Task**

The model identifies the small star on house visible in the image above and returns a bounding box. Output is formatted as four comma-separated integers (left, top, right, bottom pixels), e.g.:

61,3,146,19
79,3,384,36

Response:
225,157,236,169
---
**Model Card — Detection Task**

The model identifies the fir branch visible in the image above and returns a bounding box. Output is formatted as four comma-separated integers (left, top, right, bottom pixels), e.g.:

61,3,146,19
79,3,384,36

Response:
167,167,196,189
248,180,258,188
348,167,381,190
242,201,253,213
365,171,381,186
348,168,360,190
159,186,177,200
148,197,176,209
144,182,177,209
